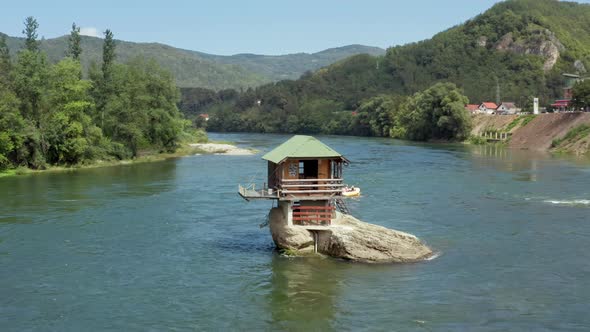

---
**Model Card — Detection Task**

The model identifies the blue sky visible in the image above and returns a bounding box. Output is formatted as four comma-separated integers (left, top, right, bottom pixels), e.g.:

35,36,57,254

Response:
2,0,589,55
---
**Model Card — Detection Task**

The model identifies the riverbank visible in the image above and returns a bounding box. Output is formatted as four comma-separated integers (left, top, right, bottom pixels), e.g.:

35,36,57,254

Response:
470,113,590,155
188,143,254,155
0,142,255,178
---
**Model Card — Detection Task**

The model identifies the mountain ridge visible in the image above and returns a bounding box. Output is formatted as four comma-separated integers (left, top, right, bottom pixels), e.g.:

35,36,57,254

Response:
1,32,384,90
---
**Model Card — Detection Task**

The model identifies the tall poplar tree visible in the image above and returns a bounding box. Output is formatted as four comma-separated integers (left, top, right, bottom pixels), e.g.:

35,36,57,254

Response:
102,29,115,82
96,29,116,128
22,16,40,52
67,23,82,60
0,36,11,82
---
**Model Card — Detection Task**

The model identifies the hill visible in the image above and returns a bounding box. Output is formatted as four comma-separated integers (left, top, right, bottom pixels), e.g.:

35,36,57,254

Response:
204,0,590,139
296,0,590,108
196,44,385,81
1,33,384,90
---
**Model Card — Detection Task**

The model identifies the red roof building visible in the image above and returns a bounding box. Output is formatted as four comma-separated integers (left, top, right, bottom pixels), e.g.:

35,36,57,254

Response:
465,104,480,114
551,100,571,112
479,102,498,114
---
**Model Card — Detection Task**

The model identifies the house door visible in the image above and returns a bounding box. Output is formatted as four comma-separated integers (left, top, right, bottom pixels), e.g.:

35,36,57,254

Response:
299,160,318,179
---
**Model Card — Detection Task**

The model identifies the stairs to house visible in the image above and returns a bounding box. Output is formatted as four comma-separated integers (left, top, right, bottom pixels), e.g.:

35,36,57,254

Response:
334,198,350,215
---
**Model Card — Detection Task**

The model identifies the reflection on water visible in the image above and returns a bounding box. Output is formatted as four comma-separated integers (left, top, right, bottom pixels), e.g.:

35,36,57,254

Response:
0,161,177,223
467,145,548,181
268,255,347,331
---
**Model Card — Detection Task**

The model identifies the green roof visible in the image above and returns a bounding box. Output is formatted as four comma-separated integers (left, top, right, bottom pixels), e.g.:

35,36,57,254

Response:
262,135,344,164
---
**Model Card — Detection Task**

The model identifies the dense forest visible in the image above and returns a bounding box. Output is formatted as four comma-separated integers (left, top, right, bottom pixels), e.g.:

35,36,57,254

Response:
182,0,590,140
0,18,197,171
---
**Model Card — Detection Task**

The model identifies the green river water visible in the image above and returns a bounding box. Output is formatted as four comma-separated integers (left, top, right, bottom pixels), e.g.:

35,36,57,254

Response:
1,133,590,331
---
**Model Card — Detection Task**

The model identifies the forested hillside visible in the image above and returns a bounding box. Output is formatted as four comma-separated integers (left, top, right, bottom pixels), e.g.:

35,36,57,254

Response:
2,33,383,90
0,19,200,172
198,0,590,140
196,45,385,81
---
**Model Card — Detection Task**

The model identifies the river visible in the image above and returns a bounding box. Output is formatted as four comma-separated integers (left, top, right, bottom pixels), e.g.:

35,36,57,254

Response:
1,133,590,331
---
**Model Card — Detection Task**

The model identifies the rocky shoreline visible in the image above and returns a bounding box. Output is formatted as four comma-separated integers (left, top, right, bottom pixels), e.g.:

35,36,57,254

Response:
189,143,255,155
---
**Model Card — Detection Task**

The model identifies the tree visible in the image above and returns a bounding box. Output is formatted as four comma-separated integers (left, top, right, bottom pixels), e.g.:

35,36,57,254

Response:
44,58,99,164
67,23,82,60
94,29,116,126
354,95,402,137
0,35,11,86
102,29,116,82
571,79,590,110
400,82,472,141
13,49,48,126
22,16,40,52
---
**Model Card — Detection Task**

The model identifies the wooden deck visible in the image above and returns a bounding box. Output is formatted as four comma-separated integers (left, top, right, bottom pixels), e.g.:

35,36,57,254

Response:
239,178,350,201
238,184,278,201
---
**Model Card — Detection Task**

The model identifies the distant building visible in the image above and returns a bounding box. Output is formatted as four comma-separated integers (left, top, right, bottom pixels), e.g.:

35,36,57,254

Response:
465,104,480,114
199,113,209,121
551,73,588,112
562,73,583,100
479,102,498,114
550,100,572,112
496,102,521,114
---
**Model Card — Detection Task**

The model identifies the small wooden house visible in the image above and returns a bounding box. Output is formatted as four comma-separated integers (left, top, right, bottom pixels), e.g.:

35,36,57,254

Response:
239,135,352,228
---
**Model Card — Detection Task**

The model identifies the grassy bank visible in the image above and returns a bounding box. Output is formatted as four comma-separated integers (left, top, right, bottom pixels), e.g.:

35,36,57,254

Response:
0,143,211,178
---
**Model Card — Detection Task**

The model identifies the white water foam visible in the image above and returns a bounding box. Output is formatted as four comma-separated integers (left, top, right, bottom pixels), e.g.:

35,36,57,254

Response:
425,251,442,261
543,199,590,206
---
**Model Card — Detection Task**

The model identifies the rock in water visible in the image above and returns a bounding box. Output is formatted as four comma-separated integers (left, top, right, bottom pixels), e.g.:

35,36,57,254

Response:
269,209,433,263
319,213,433,263
269,207,315,253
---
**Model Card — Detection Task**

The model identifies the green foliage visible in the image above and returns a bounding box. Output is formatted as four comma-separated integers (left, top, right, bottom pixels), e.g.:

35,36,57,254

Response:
519,114,537,127
67,23,82,60
467,135,488,145
44,58,98,164
207,80,471,141
398,83,472,141
102,29,116,82
0,35,11,79
354,95,406,137
22,16,39,52
505,117,523,132
571,79,590,109
0,18,192,172
551,124,590,148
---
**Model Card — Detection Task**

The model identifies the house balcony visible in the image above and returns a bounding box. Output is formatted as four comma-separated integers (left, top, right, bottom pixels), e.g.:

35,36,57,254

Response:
238,178,346,201
279,178,344,200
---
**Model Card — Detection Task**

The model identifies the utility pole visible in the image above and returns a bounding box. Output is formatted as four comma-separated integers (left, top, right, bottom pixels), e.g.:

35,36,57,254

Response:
495,76,501,106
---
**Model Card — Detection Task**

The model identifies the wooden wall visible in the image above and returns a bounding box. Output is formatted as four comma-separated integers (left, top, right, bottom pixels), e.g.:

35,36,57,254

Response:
282,159,299,180
318,159,331,179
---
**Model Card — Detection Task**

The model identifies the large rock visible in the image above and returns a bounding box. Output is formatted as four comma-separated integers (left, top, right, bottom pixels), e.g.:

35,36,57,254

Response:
318,213,433,263
269,209,433,263
269,207,315,253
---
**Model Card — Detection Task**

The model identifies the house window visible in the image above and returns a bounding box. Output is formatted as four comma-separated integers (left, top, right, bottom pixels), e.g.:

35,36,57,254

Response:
299,161,304,176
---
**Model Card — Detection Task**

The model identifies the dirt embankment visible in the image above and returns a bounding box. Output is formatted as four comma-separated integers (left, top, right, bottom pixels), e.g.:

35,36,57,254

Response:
471,114,518,134
471,113,590,154
509,113,590,151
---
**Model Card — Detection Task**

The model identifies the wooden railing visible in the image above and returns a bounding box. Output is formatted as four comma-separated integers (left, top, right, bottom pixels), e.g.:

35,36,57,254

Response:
292,205,335,226
279,178,344,197
239,178,347,200
238,184,278,200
